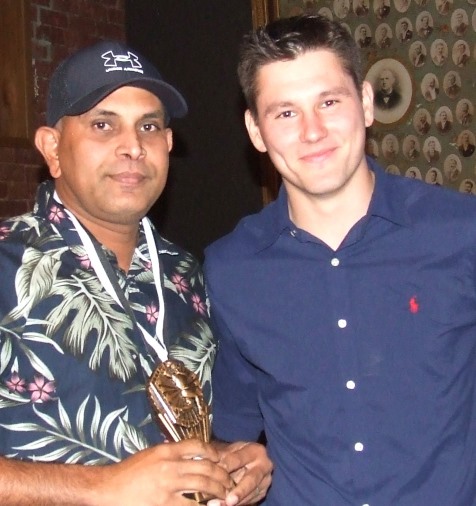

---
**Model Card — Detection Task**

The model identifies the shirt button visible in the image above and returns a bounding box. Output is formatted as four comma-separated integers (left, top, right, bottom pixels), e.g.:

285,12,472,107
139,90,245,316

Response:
362,504,370,506
290,229,297,237
338,319,347,328
331,257,340,266
354,442,364,452
346,380,356,390
132,354,137,359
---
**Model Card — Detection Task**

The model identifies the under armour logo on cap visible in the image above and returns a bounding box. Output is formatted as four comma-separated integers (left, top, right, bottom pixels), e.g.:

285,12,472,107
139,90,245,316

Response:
46,40,187,126
101,50,143,73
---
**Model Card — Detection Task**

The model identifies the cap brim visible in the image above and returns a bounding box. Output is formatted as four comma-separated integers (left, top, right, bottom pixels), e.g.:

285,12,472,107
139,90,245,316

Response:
55,78,188,125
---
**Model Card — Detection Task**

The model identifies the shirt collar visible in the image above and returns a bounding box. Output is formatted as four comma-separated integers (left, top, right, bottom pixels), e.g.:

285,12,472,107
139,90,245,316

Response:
34,179,176,261
253,157,411,252
366,157,411,227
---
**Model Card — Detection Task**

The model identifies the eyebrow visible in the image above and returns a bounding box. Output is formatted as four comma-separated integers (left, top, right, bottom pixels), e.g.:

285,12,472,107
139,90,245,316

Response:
263,87,352,117
142,110,167,120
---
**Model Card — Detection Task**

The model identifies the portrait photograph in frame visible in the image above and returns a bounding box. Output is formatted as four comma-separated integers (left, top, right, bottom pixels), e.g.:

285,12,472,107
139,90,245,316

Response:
365,58,413,125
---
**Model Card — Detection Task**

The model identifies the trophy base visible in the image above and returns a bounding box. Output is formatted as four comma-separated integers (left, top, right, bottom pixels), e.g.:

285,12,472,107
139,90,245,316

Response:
184,491,207,503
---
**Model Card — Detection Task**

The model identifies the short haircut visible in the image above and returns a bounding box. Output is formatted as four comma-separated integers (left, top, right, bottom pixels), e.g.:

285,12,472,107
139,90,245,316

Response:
237,15,363,119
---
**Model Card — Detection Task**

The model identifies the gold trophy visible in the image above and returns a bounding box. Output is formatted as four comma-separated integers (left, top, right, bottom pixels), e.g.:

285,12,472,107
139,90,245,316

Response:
146,359,211,503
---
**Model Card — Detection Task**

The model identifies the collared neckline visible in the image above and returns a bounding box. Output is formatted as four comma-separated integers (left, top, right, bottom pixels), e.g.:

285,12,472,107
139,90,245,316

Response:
252,157,412,252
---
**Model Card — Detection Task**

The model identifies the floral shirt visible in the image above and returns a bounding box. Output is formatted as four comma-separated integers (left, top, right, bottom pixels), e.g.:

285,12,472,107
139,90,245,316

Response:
0,180,215,465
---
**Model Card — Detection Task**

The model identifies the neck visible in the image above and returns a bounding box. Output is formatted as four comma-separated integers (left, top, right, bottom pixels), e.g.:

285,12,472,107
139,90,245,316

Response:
286,167,375,251
84,220,139,272
54,187,141,272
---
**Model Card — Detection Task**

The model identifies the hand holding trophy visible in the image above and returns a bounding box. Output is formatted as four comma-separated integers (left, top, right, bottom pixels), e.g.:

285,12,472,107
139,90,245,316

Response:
147,359,211,503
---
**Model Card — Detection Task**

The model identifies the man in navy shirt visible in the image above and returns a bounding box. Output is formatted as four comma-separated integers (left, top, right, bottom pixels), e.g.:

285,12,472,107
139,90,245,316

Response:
205,14,476,505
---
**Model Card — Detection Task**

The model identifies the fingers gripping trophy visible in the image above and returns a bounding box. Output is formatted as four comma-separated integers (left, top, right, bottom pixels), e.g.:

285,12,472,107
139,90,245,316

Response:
147,360,211,503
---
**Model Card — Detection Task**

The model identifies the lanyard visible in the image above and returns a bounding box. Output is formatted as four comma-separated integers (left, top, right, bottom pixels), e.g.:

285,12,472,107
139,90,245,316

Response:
54,193,168,362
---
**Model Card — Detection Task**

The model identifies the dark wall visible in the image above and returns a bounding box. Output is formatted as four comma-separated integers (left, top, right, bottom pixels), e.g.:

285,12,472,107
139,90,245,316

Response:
125,0,263,261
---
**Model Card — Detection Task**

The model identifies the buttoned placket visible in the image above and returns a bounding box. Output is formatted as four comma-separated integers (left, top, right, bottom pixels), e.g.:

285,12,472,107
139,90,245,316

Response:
330,252,370,506
288,224,373,505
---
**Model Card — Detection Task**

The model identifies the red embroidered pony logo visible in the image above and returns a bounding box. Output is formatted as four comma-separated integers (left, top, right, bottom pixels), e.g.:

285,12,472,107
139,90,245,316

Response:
409,296,419,314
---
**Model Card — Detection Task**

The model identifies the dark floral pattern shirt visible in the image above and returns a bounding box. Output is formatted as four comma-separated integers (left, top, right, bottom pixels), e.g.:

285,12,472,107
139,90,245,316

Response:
0,180,215,464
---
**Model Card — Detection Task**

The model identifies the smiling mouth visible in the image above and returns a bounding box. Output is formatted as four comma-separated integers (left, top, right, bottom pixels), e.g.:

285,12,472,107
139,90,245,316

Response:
301,148,335,163
110,173,147,185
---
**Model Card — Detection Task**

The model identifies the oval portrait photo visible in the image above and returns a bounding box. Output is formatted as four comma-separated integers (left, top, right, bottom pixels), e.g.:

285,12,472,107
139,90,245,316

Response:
366,58,413,125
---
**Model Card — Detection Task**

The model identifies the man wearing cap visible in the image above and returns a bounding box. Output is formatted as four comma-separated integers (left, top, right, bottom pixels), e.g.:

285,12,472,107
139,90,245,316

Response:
0,40,271,506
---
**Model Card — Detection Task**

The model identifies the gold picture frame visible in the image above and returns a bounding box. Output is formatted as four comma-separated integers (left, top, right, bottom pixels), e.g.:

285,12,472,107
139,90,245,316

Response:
251,0,280,28
250,0,281,204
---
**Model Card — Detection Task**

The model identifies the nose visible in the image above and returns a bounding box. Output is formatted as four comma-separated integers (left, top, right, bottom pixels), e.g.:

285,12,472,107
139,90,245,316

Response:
300,111,327,143
116,128,146,160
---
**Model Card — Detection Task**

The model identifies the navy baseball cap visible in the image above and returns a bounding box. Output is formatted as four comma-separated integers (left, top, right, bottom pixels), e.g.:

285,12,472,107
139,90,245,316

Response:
46,40,188,126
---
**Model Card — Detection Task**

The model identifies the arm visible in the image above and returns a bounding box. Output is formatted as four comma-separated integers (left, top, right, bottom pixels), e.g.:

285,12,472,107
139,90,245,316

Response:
203,253,272,505
0,440,235,506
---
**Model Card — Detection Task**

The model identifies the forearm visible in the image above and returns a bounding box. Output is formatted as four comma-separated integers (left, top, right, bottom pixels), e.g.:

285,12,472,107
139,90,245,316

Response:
0,441,237,506
0,456,105,506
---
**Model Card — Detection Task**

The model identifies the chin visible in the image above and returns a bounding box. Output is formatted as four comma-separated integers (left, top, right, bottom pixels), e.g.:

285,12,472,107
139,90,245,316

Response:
105,207,149,226
111,198,157,221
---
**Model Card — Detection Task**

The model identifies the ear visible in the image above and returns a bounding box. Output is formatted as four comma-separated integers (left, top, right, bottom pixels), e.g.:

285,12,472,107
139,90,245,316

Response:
244,109,267,153
361,81,375,129
165,128,173,153
34,126,62,178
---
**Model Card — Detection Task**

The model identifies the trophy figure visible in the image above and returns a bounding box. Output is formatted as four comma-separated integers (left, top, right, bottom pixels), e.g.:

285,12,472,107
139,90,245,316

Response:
147,359,211,503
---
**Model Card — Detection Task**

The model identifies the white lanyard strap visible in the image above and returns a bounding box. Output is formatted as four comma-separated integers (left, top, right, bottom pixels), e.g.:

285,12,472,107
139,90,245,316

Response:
141,217,167,360
54,194,168,361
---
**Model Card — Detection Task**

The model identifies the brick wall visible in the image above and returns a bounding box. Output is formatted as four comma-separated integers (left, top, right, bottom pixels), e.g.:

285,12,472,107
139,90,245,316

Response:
0,0,125,220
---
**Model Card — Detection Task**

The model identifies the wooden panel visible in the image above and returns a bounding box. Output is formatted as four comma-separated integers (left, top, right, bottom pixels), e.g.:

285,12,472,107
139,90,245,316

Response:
0,0,32,146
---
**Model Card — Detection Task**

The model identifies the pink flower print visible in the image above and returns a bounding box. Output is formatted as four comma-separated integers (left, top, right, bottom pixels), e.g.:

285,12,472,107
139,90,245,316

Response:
5,372,26,393
48,204,66,224
0,225,10,241
76,253,92,270
191,293,207,316
146,303,159,324
171,273,189,293
144,260,152,271
27,375,55,403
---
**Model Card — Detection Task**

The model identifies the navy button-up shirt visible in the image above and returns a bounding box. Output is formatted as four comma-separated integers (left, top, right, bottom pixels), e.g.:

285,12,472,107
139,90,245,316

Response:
205,160,476,505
